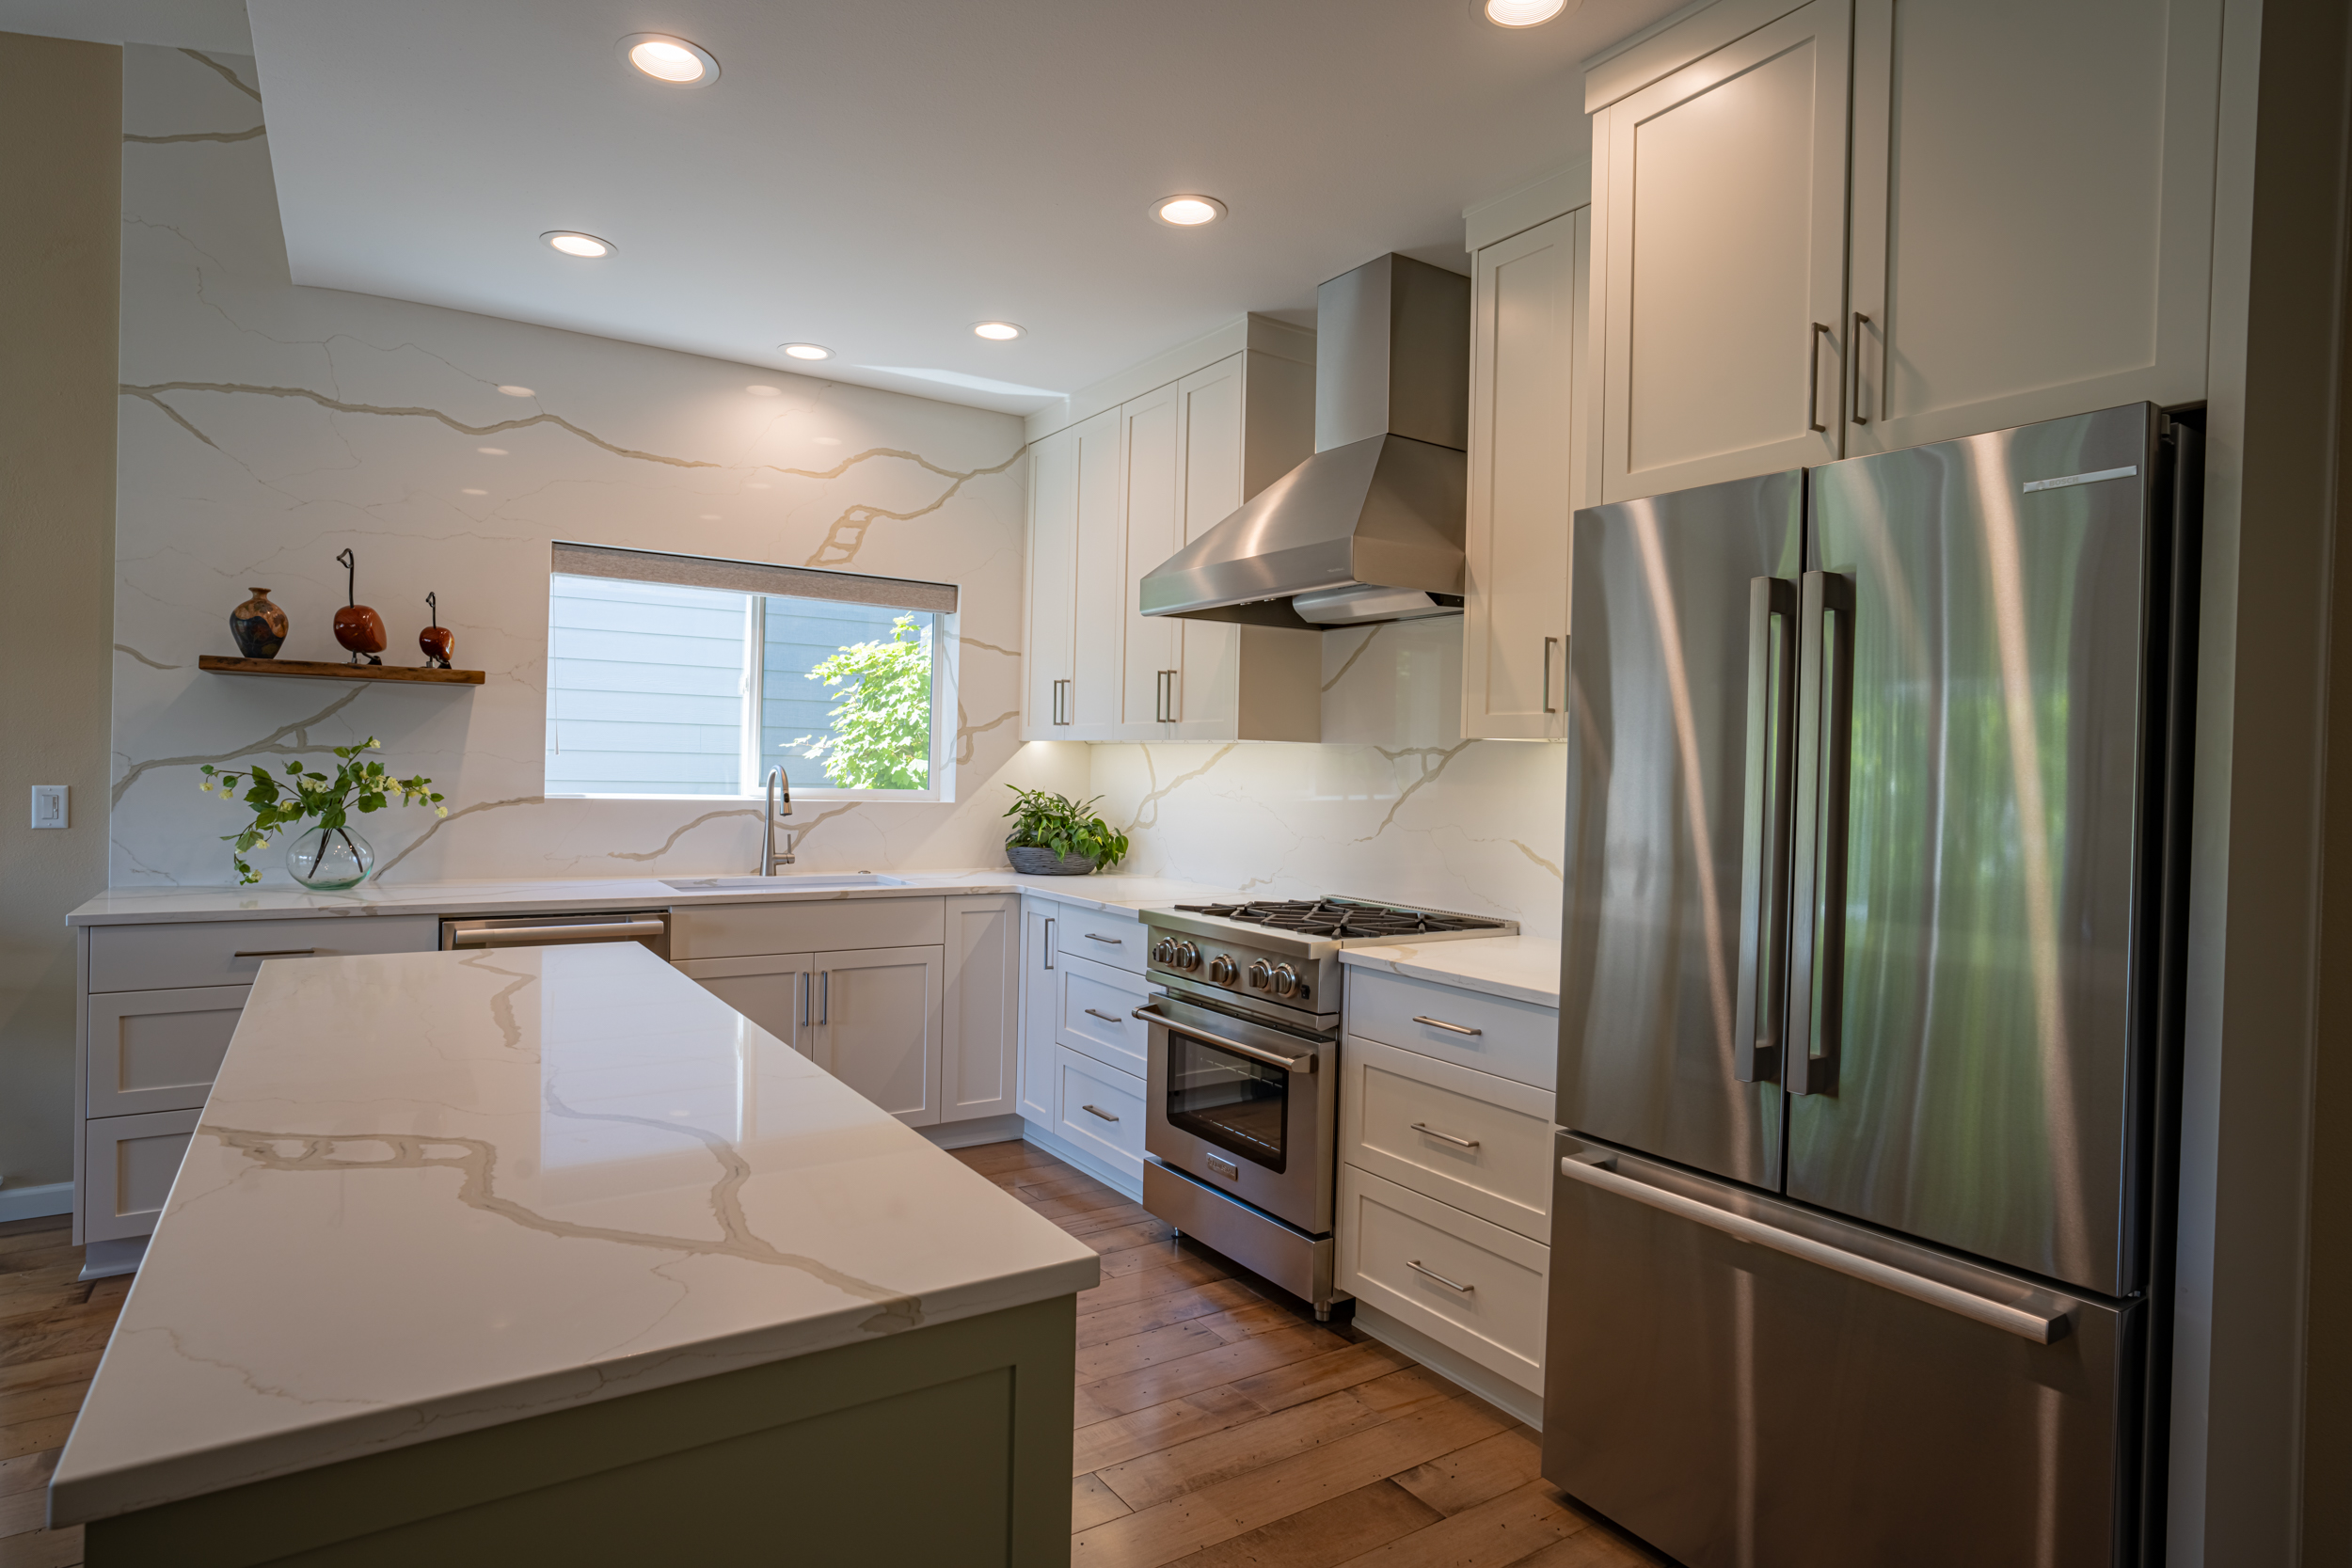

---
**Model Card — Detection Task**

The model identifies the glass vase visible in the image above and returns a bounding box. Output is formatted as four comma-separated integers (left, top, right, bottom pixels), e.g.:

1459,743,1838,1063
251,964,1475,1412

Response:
286,823,375,890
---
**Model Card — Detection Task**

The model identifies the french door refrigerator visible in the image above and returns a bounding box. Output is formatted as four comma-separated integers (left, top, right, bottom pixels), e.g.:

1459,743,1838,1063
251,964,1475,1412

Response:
1544,403,2197,1567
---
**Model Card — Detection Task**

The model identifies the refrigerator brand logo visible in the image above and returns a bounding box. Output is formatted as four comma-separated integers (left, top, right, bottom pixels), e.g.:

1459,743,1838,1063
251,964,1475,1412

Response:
2020,464,2138,494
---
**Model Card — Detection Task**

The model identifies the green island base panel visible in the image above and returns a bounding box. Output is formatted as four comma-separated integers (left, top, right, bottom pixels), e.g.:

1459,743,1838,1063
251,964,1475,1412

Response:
86,1295,1076,1568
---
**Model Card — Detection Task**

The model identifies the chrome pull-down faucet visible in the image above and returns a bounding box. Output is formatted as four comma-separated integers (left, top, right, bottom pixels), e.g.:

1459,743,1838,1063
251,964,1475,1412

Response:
760,765,795,874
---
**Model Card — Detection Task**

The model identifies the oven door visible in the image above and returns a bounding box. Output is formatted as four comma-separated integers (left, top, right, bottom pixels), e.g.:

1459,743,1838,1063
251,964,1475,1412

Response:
1141,993,1336,1234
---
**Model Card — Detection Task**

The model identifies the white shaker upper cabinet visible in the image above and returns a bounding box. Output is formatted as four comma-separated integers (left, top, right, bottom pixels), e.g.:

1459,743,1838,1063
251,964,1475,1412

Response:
1022,423,1077,739
1466,207,1589,741
1593,0,1853,503
1843,0,2221,453
1065,406,1127,736
1119,381,1184,739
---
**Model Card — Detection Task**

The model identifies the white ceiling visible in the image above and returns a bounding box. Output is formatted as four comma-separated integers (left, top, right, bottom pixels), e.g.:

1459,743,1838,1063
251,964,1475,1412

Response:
9,0,1691,415
0,0,248,52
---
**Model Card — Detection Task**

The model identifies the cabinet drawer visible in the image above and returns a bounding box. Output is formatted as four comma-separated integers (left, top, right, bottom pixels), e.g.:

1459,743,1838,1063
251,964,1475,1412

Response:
1054,1046,1145,1182
84,1108,200,1243
1345,969,1559,1091
1054,906,1145,974
87,985,251,1118
1339,1164,1549,1395
1057,956,1149,1076
88,916,438,993
1343,1037,1554,1243
671,898,944,960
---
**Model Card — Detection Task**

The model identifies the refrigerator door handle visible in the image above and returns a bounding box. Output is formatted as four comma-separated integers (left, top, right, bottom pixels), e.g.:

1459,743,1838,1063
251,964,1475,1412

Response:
1560,1152,2072,1343
1734,576,1800,1084
1786,569,1856,1096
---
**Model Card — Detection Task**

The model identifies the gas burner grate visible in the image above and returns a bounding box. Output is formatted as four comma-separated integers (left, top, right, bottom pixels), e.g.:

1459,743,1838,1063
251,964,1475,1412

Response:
1171,897,1507,939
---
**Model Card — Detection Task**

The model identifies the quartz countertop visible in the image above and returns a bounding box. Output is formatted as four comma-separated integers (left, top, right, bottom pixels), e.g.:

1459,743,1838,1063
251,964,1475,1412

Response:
1337,935,1563,1007
64,871,1232,927
47,943,1101,1526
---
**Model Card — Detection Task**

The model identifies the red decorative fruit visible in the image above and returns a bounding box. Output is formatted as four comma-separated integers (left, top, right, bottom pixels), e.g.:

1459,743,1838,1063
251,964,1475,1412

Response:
334,604,388,656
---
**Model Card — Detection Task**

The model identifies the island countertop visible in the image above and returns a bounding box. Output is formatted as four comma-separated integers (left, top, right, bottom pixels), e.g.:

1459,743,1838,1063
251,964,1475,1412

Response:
47,943,1100,1527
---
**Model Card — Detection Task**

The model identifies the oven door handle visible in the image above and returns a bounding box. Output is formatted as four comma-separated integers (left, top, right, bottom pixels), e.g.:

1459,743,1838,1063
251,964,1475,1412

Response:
1132,1006,1317,1074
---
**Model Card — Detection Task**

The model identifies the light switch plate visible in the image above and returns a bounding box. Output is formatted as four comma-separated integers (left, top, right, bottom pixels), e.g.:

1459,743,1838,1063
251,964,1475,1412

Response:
30,784,67,830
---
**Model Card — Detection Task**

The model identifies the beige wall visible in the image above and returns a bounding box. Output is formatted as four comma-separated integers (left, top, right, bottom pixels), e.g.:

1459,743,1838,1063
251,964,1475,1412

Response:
0,32,119,1198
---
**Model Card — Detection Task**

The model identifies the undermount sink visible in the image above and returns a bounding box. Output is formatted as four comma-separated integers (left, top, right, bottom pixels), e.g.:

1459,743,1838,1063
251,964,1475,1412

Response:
661,874,911,892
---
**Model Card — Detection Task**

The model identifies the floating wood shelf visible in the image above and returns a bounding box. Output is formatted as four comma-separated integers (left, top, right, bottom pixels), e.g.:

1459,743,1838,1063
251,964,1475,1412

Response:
198,656,485,686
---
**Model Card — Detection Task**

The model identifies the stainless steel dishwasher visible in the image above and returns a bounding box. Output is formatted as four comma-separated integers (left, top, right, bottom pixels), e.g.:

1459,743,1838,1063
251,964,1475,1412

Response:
438,911,671,959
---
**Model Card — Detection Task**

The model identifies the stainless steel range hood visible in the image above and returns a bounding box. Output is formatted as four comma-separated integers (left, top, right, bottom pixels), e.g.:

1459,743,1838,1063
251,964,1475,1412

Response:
1140,254,1470,629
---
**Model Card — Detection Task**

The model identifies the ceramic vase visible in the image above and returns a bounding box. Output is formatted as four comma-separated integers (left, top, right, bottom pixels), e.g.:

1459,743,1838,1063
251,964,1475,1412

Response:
229,588,288,659
287,823,375,889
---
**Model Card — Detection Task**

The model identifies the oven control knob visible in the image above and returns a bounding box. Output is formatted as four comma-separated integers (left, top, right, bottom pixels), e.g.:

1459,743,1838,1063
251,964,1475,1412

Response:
1207,954,1236,984
1246,960,1273,990
1152,940,1174,964
1173,942,1200,971
1271,963,1299,997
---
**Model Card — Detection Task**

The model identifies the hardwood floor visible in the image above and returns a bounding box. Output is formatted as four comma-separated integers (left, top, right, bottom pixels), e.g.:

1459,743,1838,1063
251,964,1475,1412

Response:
949,1141,1668,1568
0,1149,1666,1568
0,1214,125,1568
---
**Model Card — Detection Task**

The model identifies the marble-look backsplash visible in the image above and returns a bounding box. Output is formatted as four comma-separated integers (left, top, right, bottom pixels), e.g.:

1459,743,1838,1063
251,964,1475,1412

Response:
110,44,1085,887
1089,619,1569,939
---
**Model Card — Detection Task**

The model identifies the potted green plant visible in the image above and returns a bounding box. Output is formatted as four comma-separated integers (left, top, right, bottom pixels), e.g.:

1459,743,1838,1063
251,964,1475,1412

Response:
200,738,445,888
1001,786,1129,876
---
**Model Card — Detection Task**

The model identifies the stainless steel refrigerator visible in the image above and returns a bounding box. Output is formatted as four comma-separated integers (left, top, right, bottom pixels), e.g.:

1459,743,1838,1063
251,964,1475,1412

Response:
1544,403,2197,1567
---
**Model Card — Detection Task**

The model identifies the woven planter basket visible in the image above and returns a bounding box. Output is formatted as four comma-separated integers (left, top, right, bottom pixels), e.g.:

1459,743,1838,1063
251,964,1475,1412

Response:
1006,846,1099,876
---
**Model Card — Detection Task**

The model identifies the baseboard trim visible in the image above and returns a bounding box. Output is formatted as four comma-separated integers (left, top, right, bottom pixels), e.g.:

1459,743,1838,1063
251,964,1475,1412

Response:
0,1181,72,1224
920,1114,1030,1151
1353,1303,1545,1430
79,1235,147,1281
1017,1121,1144,1201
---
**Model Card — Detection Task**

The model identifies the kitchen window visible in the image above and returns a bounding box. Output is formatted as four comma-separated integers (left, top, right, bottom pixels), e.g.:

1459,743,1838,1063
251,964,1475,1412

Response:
543,543,959,801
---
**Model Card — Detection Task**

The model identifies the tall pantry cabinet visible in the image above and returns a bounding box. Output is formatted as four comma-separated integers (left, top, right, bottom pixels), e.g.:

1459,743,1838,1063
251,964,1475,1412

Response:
1582,0,2222,503
1021,315,1318,744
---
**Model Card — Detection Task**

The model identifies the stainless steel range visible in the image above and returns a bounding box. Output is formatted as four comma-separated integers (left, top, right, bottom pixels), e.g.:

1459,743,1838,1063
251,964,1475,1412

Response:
1136,897,1516,1318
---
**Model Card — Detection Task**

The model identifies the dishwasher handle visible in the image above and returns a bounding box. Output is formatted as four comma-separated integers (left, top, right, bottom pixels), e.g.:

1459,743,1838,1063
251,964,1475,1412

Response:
442,915,669,949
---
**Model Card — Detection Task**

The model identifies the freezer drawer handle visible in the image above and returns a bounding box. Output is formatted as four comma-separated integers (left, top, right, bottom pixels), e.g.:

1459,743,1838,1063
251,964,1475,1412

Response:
1409,1122,1481,1150
448,919,666,946
1411,1015,1482,1037
1406,1259,1476,1294
1559,1152,2071,1344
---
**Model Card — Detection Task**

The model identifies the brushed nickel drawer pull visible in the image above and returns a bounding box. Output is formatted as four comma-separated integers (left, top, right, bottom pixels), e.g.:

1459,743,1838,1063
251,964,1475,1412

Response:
232,948,318,958
1407,1259,1475,1293
1409,1122,1480,1150
1083,932,1124,945
1412,1015,1482,1037
1083,1007,1124,1024
1082,1102,1120,1122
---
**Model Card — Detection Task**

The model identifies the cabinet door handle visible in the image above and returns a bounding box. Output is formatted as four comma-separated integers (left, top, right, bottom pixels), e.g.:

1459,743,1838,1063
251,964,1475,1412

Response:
1807,321,1832,434
1052,678,1072,726
1084,932,1123,945
1082,1102,1120,1123
798,970,810,1029
1042,918,1056,971
1850,311,1872,425
1407,1259,1476,1293
232,948,317,958
1155,669,1179,723
1084,1007,1124,1025
1409,1121,1481,1150
1542,636,1560,714
818,970,830,1024
1412,1015,1483,1037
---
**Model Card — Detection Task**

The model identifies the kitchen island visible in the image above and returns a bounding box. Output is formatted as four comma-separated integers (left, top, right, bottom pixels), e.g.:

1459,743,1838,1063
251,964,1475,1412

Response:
47,942,1099,1566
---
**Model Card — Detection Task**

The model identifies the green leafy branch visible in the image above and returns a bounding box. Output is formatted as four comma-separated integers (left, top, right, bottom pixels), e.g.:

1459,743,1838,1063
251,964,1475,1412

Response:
199,737,444,884
1002,786,1129,871
791,615,933,791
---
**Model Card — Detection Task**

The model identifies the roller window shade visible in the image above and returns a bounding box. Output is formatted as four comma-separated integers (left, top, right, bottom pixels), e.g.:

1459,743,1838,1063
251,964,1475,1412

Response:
551,543,958,615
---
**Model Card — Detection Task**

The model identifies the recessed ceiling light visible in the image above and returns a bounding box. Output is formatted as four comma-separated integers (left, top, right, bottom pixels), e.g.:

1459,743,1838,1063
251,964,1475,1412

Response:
1483,0,1569,25
620,33,718,86
699,514,722,521
814,436,842,446
477,446,508,455
780,343,832,361
973,322,1025,341
542,230,614,259
1152,195,1227,227
461,487,487,496
745,385,783,397
496,384,535,398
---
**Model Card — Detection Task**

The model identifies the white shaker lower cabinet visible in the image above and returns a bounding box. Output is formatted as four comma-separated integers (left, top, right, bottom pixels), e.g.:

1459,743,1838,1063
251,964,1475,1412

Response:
83,1108,202,1244
672,954,814,1054
1052,1045,1147,1182
86,985,252,1118
1016,903,1059,1123
1016,894,1151,1193
810,946,945,1128
1340,969,1560,1401
942,895,1021,1121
